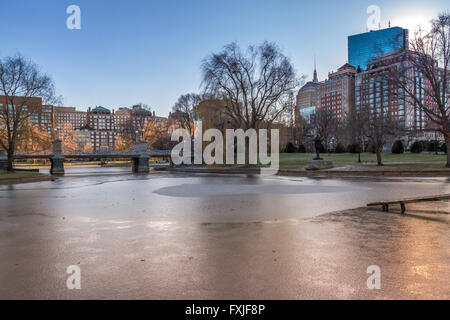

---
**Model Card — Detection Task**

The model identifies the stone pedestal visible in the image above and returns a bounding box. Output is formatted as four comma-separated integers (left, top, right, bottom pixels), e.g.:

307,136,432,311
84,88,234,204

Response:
52,139,62,154
132,141,150,173
50,156,65,175
132,156,150,173
306,159,333,171
50,139,65,175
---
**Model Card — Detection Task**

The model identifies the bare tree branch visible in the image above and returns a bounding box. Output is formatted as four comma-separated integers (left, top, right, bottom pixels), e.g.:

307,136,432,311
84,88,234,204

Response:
201,42,299,130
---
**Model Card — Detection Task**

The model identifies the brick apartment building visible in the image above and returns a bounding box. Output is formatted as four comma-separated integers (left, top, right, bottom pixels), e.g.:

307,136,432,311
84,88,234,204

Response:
1,96,169,152
54,105,169,151
115,105,165,131
86,106,115,151
317,63,356,120
54,106,88,135
0,95,53,134
296,63,356,123
355,49,442,140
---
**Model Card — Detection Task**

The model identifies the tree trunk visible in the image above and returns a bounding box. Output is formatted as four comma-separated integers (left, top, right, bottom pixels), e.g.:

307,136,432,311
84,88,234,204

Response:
7,148,14,172
376,148,383,166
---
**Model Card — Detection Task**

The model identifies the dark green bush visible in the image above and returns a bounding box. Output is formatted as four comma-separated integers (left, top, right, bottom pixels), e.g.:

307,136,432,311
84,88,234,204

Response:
297,144,306,153
441,143,447,154
426,140,440,152
347,143,361,154
284,142,296,153
391,140,405,154
410,141,423,153
334,143,346,153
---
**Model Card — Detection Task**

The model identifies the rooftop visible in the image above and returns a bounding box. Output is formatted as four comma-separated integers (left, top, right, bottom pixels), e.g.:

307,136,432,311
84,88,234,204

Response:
92,106,111,113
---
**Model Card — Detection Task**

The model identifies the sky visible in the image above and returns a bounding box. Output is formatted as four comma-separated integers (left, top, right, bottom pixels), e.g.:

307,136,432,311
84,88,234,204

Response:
1,0,448,116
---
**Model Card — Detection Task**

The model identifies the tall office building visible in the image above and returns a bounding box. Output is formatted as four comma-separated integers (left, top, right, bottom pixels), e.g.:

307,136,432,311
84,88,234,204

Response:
348,27,409,70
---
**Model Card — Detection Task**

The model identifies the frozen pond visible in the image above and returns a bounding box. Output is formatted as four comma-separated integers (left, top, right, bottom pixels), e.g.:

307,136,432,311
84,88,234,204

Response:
1,168,449,299
1,167,450,222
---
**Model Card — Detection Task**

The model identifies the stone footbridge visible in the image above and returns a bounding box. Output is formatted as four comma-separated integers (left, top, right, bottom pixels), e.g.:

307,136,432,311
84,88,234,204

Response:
1,138,171,175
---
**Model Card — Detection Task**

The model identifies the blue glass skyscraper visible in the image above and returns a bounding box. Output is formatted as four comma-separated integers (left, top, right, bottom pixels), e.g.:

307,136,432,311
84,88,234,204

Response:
348,27,409,70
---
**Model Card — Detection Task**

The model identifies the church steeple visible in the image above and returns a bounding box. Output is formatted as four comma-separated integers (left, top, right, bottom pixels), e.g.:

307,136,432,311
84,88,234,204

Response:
313,55,318,83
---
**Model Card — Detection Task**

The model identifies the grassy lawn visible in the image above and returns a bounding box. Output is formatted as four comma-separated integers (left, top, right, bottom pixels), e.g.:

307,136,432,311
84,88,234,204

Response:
279,152,449,171
0,170,43,180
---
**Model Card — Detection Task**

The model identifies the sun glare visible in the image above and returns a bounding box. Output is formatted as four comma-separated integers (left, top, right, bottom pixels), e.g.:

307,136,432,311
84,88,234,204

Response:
391,14,432,33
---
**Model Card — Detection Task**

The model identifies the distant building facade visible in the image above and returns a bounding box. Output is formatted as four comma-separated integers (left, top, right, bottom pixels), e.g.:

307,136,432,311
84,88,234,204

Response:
355,49,442,140
295,65,319,124
299,106,316,124
317,63,356,120
53,104,168,151
87,106,115,151
295,63,356,124
54,106,88,137
72,128,91,150
0,95,53,134
348,27,409,71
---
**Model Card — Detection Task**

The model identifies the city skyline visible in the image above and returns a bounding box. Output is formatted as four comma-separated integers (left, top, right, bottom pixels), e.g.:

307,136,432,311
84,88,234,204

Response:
1,0,446,116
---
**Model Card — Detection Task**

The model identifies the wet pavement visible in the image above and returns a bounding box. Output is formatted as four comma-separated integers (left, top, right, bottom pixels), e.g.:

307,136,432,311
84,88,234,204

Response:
0,168,449,299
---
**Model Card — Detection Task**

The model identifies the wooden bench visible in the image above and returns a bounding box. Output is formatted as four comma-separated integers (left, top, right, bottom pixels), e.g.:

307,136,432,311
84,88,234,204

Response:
367,194,450,214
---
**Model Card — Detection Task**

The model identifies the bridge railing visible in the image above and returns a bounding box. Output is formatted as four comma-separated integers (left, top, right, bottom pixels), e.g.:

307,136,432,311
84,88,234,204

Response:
15,149,171,157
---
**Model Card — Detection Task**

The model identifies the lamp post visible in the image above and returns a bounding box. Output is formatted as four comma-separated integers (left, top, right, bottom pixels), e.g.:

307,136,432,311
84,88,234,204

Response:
54,127,60,140
357,137,361,163
135,130,139,143
142,129,145,143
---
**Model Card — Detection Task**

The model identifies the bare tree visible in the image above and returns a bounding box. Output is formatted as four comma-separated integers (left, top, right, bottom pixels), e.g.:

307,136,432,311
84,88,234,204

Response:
0,54,57,171
347,107,367,162
143,120,174,150
131,103,152,129
116,103,153,148
294,115,308,147
172,93,202,135
313,107,338,151
332,110,353,149
390,13,450,166
16,119,52,153
201,42,298,130
117,118,173,151
194,97,232,133
358,103,401,165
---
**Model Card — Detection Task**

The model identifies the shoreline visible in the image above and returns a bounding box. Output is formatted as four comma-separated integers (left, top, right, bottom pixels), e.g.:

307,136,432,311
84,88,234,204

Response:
169,166,450,177
3,165,450,185
0,174,56,185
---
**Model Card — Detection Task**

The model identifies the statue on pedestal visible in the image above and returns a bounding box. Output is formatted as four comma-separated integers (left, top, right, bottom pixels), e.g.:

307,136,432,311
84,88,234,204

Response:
313,135,323,160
